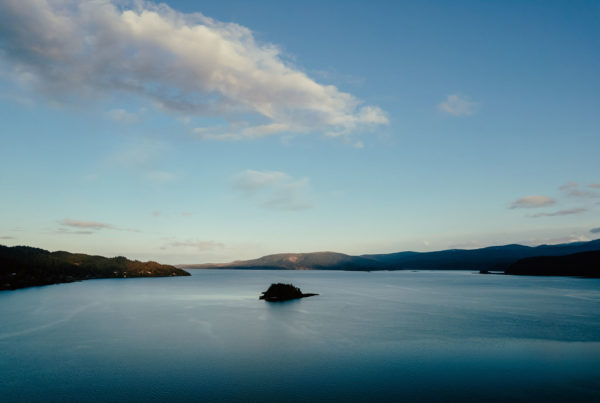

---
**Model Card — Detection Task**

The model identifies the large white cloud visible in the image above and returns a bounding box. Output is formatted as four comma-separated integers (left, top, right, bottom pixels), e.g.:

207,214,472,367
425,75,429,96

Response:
0,0,388,139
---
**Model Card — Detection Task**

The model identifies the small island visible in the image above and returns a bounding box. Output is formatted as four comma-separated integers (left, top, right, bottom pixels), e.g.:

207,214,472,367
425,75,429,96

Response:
0,245,190,291
259,283,318,302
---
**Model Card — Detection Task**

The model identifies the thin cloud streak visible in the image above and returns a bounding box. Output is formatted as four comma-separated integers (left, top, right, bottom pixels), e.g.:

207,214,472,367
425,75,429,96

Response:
60,219,114,230
0,0,388,140
559,181,599,198
530,208,587,218
559,181,578,191
510,195,556,209
59,218,139,233
56,228,94,235
162,240,224,251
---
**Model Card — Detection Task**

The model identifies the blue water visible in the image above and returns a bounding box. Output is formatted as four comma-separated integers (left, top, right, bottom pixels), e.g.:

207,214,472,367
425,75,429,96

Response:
1,270,599,402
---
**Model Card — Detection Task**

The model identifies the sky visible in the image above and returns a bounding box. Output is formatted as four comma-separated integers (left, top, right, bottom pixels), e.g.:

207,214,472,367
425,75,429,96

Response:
0,0,599,264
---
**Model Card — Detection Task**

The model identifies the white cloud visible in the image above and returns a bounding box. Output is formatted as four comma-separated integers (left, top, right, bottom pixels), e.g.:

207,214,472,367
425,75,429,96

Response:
438,94,478,116
509,195,556,209
0,0,388,140
233,169,314,210
107,108,139,124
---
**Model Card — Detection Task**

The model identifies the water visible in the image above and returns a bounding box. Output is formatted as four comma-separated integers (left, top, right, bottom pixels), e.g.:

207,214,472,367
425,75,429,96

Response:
1,270,599,402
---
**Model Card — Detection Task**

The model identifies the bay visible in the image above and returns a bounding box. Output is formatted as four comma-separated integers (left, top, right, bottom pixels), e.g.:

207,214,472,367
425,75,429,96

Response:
1,270,599,402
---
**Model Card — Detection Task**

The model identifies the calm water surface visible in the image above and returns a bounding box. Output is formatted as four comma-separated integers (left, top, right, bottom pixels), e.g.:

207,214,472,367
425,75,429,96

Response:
1,270,599,402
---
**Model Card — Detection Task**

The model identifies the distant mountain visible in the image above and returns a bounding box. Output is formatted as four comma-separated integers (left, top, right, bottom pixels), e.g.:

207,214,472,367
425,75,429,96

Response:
506,250,600,277
182,239,600,272
182,251,379,271
0,245,190,291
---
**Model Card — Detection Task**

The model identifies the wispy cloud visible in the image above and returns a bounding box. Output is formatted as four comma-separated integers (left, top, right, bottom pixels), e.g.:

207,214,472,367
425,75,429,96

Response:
530,208,587,218
0,0,387,140
233,169,314,211
312,68,366,87
0,236,15,240
107,108,139,124
60,219,115,230
520,234,590,246
233,170,288,195
144,170,178,183
438,94,478,116
56,228,94,235
510,195,556,209
449,240,486,249
589,184,600,189
591,227,600,234
559,181,599,198
568,189,598,198
58,218,139,233
559,181,578,191
162,240,224,251
108,139,166,168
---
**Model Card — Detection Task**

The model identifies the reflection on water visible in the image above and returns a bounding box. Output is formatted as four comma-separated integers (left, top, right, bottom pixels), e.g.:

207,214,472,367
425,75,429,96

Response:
1,270,599,402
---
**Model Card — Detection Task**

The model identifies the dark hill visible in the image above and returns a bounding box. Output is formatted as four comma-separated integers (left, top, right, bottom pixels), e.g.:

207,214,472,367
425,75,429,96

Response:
506,250,600,277
182,239,600,272
183,251,383,271
0,245,190,291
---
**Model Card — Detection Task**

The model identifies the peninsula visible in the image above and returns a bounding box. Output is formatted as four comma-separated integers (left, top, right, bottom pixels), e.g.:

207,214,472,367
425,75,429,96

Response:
0,245,190,291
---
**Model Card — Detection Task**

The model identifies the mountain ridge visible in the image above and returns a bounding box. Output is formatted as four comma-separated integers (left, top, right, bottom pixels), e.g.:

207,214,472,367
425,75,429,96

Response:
180,239,600,271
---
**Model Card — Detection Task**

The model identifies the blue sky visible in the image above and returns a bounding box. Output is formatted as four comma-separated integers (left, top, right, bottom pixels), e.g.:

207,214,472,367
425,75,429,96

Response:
0,0,599,264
